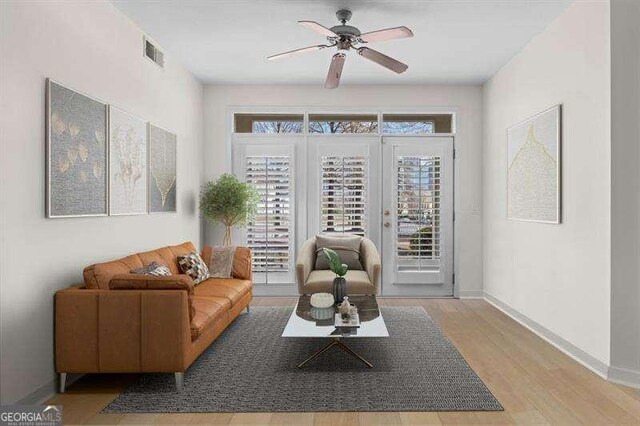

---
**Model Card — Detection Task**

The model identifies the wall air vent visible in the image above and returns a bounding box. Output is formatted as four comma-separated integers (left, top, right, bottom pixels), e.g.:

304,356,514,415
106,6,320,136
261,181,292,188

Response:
143,36,164,68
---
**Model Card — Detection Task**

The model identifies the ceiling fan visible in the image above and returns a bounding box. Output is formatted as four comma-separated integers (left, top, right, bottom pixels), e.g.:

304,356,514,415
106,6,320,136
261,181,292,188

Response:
267,9,414,89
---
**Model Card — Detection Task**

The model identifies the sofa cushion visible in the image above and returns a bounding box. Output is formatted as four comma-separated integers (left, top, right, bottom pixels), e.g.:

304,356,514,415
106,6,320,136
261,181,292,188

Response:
131,262,171,276
304,270,374,295
190,296,230,340
84,241,196,290
201,246,252,281
315,234,363,271
194,278,252,305
178,252,210,285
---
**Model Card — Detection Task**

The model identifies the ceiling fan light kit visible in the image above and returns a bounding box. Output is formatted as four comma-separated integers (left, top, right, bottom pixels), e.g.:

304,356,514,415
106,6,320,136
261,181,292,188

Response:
267,9,413,89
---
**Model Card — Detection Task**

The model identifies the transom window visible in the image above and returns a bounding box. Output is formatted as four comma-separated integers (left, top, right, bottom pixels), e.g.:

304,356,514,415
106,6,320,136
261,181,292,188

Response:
235,114,303,134
309,114,378,134
233,113,453,135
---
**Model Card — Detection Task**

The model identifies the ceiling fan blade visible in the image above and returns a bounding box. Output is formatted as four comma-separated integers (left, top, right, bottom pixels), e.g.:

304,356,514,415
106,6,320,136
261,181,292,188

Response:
267,44,329,61
357,47,408,74
324,53,346,89
359,26,414,43
298,20,338,38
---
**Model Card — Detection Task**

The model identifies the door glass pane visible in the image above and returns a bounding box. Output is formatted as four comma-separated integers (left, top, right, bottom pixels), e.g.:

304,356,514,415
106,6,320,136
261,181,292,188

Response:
321,156,367,235
309,114,378,134
246,156,291,274
396,155,441,270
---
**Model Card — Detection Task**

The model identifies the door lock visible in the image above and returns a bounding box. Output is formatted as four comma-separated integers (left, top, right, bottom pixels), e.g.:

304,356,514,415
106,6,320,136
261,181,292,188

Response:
384,221,391,228
384,209,390,216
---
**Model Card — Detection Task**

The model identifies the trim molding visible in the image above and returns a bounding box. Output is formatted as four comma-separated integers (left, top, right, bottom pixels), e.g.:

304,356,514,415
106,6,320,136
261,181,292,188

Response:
457,289,483,299
608,365,640,388
13,373,83,405
483,291,610,379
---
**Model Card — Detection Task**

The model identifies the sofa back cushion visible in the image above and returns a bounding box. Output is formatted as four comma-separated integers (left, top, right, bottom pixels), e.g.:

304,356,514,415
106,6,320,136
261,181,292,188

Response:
83,241,197,290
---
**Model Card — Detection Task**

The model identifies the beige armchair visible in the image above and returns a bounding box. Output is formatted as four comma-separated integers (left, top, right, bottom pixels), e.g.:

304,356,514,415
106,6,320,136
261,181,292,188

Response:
296,235,381,295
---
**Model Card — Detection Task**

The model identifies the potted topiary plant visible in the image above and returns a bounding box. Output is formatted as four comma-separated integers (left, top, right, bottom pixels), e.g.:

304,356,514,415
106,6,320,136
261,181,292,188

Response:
322,247,349,304
200,174,259,246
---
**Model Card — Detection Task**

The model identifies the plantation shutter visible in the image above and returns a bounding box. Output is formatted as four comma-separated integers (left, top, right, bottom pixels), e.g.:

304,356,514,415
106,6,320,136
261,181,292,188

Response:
245,155,292,276
396,155,441,270
320,156,367,235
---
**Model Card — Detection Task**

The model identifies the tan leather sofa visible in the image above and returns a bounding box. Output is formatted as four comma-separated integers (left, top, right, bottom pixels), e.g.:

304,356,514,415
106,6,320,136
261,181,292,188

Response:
55,241,252,392
296,236,381,295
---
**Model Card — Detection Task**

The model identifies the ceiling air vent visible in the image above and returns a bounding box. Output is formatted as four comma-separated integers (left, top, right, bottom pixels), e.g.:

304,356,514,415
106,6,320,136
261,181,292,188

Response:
143,36,164,68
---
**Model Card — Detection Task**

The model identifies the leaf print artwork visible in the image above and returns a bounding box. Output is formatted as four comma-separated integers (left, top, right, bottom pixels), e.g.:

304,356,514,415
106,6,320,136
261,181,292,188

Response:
108,107,147,215
148,124,177,213
47,80,107,217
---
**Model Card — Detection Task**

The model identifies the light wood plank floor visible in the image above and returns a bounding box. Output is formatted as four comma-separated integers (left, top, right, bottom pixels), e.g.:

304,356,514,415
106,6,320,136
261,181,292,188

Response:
48,298,640,425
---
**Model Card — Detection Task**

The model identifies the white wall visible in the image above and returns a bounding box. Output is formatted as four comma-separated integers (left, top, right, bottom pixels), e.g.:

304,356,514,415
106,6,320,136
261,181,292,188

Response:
203,85,483,297
483,0,611,366
0,1,203,404
610,0,640,385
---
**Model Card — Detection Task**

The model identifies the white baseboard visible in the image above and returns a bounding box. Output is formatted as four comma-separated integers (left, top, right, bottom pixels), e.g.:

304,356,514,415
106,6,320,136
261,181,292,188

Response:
457,289,483,299
608,365,640,388
483,291,610,379
13,373,83,405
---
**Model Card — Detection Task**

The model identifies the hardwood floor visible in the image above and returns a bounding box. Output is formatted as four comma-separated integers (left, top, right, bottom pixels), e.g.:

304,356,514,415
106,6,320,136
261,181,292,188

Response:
48,298,640,425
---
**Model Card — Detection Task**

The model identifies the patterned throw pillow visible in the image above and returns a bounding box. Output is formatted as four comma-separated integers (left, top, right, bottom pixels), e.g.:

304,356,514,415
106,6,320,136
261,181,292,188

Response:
131,261,171,276
177,252,210,285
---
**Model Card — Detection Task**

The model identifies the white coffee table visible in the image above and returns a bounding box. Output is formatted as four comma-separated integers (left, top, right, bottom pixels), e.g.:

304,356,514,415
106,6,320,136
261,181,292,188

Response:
282,295,389,368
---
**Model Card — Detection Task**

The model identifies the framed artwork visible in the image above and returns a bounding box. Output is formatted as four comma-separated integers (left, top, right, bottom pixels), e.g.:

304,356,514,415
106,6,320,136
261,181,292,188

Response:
507,104,561,223
46,79,108,218
108,106,147,215
148,124,177,213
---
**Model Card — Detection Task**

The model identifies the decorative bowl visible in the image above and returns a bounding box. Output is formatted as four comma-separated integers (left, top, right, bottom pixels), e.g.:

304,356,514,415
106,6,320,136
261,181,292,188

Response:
310,306,335,320
310,292,334,308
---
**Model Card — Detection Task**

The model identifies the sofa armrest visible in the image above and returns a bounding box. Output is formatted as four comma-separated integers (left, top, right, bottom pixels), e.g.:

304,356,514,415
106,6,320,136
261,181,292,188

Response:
109,274,195,320
109,273,194,292
55,287,192,374
296,238,316,294
361,239,381,295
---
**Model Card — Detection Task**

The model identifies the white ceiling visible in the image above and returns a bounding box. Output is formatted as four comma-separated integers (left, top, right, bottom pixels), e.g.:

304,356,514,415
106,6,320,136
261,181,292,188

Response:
112,0,572,85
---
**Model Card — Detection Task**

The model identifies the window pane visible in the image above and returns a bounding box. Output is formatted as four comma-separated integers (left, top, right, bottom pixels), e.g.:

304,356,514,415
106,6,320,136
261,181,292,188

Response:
383,114,452,134
235,114,303,133
396,156,441,271
321,156,367,235
309,114,378,134
246,156,291,273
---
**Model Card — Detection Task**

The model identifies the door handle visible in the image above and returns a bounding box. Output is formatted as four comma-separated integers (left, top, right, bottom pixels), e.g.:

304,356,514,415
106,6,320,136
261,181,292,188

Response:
384,221,391,228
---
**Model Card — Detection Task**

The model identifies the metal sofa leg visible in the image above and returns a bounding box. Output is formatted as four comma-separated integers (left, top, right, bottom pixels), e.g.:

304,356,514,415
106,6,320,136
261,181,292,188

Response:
174,372,184,392
59,373,67,393
246,304,251,313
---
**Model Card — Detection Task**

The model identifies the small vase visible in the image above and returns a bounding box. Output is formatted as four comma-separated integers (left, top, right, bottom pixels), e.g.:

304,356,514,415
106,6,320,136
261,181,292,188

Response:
332,276,347,305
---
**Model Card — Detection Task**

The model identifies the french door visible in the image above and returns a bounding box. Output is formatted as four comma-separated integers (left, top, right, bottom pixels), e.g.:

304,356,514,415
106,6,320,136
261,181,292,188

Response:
233,134,454,296
381,137,454,296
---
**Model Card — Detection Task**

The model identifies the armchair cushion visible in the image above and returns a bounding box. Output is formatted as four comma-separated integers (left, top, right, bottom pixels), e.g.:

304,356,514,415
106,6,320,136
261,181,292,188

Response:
305,270,374,294
315,234,363,271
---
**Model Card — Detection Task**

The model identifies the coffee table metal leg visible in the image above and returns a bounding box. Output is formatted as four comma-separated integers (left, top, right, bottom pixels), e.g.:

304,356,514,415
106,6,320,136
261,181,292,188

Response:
297,338,373,369
297,339,339,368
336,339,374,368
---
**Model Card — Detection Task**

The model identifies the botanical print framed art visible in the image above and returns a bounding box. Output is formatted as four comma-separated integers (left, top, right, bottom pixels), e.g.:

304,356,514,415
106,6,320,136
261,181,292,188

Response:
108,106,147,215
46,79,108,218
507,104,562,223
148,124,177,213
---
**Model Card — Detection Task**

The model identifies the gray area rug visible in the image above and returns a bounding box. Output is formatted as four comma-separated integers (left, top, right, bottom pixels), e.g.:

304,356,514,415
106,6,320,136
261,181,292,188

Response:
103,306,502,413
